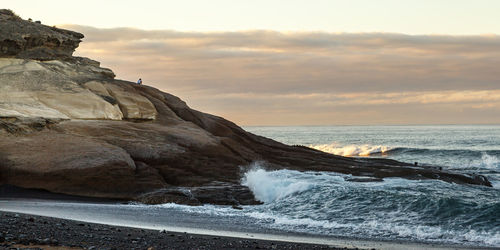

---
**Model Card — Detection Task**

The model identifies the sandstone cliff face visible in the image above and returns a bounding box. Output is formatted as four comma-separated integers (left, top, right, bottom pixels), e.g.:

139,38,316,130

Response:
0,10,492,205
0,9,83,61
0,58,123,119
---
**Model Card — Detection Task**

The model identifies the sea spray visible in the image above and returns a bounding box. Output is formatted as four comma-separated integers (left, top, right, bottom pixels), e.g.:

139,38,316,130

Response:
481,153,500,170
242,166,315,203
479,153,500,189
240,167,500,246
309,143,393,156
52,165,498,247
136,126,500,247
238,126,500,246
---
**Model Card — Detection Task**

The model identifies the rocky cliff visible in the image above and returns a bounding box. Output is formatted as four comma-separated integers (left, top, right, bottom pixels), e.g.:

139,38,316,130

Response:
0,10,492,206
0,9,85,62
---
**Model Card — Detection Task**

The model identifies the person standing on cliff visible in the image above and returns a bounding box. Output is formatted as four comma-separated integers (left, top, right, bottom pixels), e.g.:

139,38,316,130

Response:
137,78,142,85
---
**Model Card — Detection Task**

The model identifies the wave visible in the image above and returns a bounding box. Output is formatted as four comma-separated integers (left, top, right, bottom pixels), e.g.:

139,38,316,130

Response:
140,166,500,246
149,200,500,246
481,153,500,170
308,143,394,156
245,211,500,246
239,167,500,247
242,166,315,203
308,143,500,161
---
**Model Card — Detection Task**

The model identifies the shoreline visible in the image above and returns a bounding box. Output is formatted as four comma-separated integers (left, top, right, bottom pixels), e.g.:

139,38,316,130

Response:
1,199,495,250
0,210,333,250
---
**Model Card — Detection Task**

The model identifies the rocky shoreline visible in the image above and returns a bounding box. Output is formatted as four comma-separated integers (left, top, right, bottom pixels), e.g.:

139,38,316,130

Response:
0,9,492,206
0,211,347,250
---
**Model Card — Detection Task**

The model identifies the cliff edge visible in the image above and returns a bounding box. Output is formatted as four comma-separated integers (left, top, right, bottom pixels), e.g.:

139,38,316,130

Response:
0,10,491,206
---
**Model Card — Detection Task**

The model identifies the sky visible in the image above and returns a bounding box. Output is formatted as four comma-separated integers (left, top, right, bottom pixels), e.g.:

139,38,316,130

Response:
3,0,500,125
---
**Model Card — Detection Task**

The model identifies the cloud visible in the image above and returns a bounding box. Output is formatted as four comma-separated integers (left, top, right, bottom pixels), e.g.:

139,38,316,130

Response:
63,25,500,125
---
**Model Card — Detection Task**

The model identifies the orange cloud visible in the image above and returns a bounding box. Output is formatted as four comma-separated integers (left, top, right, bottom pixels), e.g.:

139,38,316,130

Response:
62,25,500,125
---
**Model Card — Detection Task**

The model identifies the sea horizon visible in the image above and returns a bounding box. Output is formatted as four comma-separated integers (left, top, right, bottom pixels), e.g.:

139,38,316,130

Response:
243,124,500,127
2,2,499,249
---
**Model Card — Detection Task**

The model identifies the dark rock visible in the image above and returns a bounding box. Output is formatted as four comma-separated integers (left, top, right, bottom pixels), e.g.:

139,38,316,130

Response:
51,239,59,245
0,117,62,134
344,177,384,182
0,9,493,208
0,9,83,61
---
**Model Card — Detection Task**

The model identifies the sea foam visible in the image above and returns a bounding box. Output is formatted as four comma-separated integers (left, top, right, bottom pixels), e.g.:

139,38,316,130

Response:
242,167,315,203
481,153,500,170
309,143,393,156
239,167,500,246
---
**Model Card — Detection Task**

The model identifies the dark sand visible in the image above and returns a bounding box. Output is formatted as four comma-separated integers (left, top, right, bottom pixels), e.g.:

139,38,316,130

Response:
0,211,347,250
0,188,490,250
0,186,347,249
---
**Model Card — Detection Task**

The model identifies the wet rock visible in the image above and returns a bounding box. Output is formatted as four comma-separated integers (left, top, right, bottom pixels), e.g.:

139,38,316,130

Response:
344,177,384,182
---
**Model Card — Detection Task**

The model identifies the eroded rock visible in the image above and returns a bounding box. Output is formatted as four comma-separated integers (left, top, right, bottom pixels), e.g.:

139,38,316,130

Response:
0,58,124,120
0,9,83,61
104,83,157,120
0,10,492,206
0,132,166,198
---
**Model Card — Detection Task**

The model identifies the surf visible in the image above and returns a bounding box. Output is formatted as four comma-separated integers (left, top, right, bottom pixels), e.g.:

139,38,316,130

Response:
240,166,500,246
308,143,394,156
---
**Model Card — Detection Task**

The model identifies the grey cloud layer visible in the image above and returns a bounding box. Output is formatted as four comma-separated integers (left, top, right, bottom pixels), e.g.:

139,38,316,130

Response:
64,25,500,125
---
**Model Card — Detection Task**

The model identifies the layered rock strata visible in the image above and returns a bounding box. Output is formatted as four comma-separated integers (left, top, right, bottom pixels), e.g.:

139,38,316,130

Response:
0,10,492,206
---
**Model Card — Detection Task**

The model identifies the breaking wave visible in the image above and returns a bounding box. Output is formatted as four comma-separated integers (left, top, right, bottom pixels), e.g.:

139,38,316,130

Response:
481,153,500,170
241,167,316,203
240,167,500,247
238,126,500,246
308,143,394,156
309,143,500,164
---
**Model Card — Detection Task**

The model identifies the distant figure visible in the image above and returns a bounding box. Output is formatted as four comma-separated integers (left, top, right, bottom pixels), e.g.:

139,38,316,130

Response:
414,162,418,166
137,78,142,85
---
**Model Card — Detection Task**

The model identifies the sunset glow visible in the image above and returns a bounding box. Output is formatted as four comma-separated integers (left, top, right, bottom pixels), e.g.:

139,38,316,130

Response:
4,0,499,125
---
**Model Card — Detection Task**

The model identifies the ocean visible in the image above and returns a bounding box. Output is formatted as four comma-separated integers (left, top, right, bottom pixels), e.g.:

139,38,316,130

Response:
2,125,499,247
240,125,500,247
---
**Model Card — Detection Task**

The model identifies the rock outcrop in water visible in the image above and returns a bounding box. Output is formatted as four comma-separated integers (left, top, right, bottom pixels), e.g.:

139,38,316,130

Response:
0,10,492,206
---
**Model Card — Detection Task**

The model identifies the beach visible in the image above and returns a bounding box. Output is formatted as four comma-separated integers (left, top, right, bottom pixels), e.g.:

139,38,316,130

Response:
1,126,499,250
0,210,334,250
1,198,494,250
1,5,499,250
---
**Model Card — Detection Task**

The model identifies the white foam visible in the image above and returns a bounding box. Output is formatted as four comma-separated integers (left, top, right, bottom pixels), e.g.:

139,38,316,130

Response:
242,167,315,203
480,153,500,170
247,210,500,246
360,220,500,246
309,142,393,156
490,181,500,189
241,164,422,203
245,211,350,229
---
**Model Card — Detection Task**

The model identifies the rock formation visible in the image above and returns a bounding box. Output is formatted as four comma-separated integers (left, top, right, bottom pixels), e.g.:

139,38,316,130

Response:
0,10,492,206
0,9,84,61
